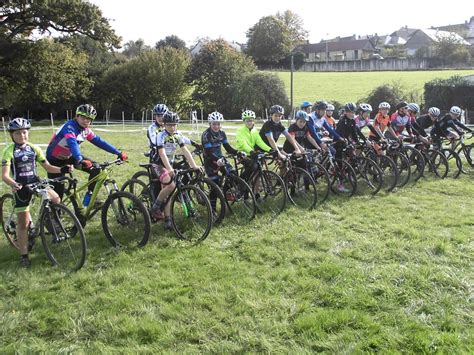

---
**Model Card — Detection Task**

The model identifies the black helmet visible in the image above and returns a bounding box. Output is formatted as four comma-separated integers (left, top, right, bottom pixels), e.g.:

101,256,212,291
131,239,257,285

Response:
396,101,408,110
269,105,284,115
8,117,31,132
344,102,357,112
163,111,180,124
313,101,328,111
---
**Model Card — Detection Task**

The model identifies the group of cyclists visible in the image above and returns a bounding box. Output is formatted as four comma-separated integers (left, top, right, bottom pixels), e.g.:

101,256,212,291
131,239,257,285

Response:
2,98,471,268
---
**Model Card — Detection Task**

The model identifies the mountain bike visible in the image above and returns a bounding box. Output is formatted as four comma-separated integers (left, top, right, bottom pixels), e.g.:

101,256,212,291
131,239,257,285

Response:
62,159,151,248
303,149,331,203
0,177,86,271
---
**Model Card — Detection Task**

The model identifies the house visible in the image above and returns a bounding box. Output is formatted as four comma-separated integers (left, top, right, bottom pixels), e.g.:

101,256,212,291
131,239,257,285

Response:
299,38,377,62
189,39,242,57
384,27,418,46
405,29,470,57
432,16,474,45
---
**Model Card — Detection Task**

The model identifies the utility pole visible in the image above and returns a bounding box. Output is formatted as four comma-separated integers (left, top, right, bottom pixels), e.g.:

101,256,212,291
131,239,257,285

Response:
290,54,294,118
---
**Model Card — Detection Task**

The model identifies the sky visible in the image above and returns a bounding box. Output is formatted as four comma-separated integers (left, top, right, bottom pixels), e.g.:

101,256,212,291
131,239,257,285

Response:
90,0,473,47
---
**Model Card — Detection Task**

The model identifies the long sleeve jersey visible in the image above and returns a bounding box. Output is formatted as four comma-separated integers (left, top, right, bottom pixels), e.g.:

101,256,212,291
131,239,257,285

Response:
235,125,271,154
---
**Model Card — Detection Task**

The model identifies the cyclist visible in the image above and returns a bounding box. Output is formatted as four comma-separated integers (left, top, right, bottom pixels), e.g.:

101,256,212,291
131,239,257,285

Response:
259,105,302,160
431,106,473,150
386,101,413,141
235,110,271,181
1,118,73,268
407,103,420,124
368,102,391,153
301,101,313,115
46,104,128,207
283,110,321,154
355,103,379,137
147,103,168,146
336,102,370,153
150,112,200,230
308,101,343,152
411,107,440,145
324,104,337,129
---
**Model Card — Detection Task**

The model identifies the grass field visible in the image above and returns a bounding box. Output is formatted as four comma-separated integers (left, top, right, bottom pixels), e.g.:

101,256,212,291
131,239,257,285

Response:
0,124,473,352
274,69,474,106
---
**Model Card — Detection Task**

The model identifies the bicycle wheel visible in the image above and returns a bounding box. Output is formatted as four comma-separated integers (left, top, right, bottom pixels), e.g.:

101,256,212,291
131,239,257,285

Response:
374,155,398,192
461,144,474,174
121,178,153,210
328,160,358,197
131,170,149,185
355,157,383,195
194,177,226,224
223,174,256,222
307,161,330,203
170,185,212,243
403,146,425,181
425,149,449,179
40,203,87,271
0,193,19,250
252,170,286,214
101,191,151,248
284,167,318,210
388,151,411,187
440,148,462,179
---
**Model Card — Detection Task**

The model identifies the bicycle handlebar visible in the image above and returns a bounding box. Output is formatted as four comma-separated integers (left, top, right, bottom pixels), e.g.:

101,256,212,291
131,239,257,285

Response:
25,176,75,193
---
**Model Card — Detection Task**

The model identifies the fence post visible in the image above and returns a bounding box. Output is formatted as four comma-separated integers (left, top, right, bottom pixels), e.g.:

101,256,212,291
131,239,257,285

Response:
122,111,125,130
50,113,55,131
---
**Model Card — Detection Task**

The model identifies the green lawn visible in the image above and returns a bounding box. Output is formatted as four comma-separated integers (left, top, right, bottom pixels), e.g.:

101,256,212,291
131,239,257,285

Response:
0,125,473,352
274,70,474,106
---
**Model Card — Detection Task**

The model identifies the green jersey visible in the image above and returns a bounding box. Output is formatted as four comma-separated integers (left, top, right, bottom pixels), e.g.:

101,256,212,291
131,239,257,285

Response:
235,125,271,155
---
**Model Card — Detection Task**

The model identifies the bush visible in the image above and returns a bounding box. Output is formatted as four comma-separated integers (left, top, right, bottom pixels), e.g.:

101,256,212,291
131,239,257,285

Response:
424,76,474,111
360,83,406,113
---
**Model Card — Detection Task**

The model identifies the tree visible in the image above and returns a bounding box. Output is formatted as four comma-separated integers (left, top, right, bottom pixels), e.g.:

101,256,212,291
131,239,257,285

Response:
98,47,191,115
246,16,292,65
122,39,150,58
0,0,120,47
434,34,470,64
361,83,407,113
155,35,187,51
232,72,289,116
276,10,308,46
187,39,256,117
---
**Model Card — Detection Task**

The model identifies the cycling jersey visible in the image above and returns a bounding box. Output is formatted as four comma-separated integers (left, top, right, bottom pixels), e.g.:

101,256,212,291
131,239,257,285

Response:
432,114,472,137
355,115,370,129
307,111,340,143
390,112,412,135
283,123,310,153
1,143,45,185
369,113,390,139
201,128,238,178
235,125,271,154
336,116,367,143
411,114,434,137
46,119,120,162
153,130,186,165
147,122,192,148
259,120,289,146
324,115,336,128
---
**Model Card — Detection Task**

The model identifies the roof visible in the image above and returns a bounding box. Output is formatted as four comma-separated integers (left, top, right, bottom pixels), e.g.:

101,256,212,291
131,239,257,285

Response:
385,27,418,45
414,29,470,45
299,39,376,53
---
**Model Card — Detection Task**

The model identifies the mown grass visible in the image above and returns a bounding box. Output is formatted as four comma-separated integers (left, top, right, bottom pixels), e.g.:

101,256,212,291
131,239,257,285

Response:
0,125,473,352
274,69,474,105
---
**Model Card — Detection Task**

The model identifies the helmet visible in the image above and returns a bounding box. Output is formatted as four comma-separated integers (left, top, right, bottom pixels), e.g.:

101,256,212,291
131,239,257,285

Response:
407,103,420,114
450,106,462,115
295,110,309,121
428,107,440,117
313,101,328,110
163,111,179,124
242,110,256,121
208,111,224,122
153,103,168,115
344,102,357,112
300,101,312,109
396,101,408,110
76,104,97,120
338,108,345,117
326,104,335,111
8,117,31,132
269,105,284,115
359,103,373,112
378,102,391,110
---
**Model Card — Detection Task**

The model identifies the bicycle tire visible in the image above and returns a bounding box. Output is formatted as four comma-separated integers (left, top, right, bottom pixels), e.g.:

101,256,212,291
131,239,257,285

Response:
121,178,153,210
354,156,383,195
222,174,256,222
40,203,87,271
284,167,318,209
440,148,462,179
328,159,358,197
373,155,398,192
0,193,19,250
131,170,150,185
170,185,212,243
194,177,227,225
101,191,151,248
307,161,330,203
402,146,425,182
388,151,411,187
425,149,449,179
252,170,286,214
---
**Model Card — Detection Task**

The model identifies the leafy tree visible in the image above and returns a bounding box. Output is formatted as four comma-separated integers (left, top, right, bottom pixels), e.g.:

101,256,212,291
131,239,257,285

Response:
276,10,308,46
232,72,289,117
187,39,256,116
245,16,292,65
0,0,120,47
122,39,150,58
414,46,430,59
434,34,470,64
98,47,191,115
155,35,187,51
361,83,407,113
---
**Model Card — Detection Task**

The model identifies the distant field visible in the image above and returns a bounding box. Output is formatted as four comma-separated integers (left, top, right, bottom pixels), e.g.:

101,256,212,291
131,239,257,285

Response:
273,70,474,106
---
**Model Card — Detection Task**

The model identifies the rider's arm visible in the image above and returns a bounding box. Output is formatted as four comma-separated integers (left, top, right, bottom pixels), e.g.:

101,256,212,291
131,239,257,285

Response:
282,130,302,153
182,146,199,169
322,120,342,140
453,119,472,133
307,117,323,144
90,135,121,156
1,164,17,188
235,128,254,154
306,133,321,149
253,130,272,152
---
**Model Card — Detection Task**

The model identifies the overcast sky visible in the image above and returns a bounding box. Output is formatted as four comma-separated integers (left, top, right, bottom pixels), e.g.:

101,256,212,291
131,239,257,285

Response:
90,0,473,47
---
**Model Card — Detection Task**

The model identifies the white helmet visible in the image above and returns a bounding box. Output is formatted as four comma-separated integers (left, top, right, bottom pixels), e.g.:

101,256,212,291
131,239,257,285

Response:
450,106,462,115
407,103,420,114
326,104,335,111
359,103,373,112
378,102,390,110
428,107,440,117
241,110,256,121
208,111,224,122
